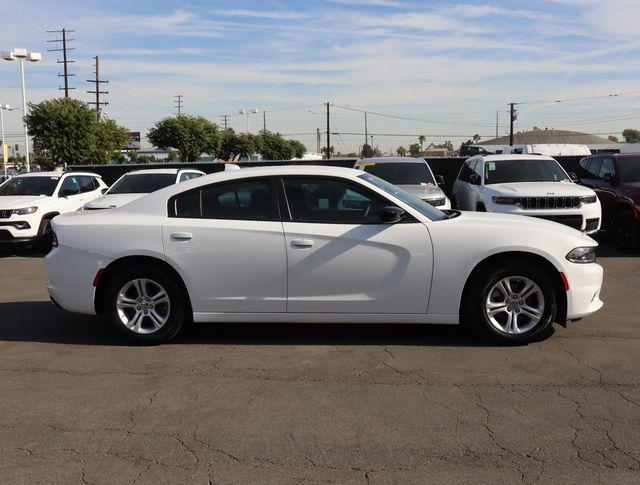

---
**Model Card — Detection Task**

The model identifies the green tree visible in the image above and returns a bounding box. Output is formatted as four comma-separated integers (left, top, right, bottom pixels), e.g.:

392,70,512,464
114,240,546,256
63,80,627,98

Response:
90,119,129,164
167,151,178,162
472,134,481,144
288,139,307,159
256,130,294,160
127,150,139,163
321,146,335,158
25,98,126,167
219,129,256,161
622,128,640,143
608,135,619,143
418,135,426,151
147,115,220,162
396,146,407,156
361,143,373,158
408,143,421,157
436,140,454,150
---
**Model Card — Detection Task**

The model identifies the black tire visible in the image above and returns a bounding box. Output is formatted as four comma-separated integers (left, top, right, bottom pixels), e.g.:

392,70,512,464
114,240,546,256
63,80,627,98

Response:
104,265,189,344
450,195,458,210
35,217,54,253
476,202,486,212
615,209,640,253
465,262,557,344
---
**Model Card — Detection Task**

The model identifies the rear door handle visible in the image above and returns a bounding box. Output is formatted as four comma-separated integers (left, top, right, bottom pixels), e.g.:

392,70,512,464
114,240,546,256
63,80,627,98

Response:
171,232,193,241
291,238,314,248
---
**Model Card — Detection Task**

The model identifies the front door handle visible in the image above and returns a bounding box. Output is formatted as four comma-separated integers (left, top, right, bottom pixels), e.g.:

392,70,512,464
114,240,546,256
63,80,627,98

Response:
171,232,193,241
291,238,314,248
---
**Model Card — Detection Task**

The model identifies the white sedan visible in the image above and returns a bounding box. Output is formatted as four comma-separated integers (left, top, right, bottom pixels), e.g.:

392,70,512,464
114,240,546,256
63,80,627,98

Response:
45,166,603,344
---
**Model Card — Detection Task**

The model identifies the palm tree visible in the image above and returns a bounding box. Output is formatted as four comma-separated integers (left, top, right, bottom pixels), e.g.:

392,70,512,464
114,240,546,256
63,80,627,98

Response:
418,135,426,151
472,134,481,144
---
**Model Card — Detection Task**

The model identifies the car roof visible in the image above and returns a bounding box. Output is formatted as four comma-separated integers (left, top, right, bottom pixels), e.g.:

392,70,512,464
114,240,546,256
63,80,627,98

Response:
124,168,183,175
474,154,556,162
357,157,427,164
13,171,102,178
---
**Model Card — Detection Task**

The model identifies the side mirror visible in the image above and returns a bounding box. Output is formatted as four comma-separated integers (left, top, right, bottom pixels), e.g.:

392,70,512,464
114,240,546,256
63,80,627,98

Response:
380,206,405,224
569,172,578,181
602,172,615,184
435,174,445,185
469,173,481,185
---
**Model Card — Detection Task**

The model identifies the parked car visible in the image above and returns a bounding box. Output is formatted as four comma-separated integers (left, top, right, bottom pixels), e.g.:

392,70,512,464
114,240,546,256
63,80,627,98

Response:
0,171,107,249
354,157,451,209
82,168,205,210
452,155,601,234
577,153,640,251
46,166,603,345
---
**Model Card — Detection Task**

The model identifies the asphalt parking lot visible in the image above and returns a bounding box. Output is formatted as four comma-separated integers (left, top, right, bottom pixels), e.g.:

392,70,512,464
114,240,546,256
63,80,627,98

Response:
0,240,639,484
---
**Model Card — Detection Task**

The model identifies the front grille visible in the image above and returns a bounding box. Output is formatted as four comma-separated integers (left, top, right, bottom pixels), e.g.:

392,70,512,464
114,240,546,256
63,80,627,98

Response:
520,196,581,210
424,197,445,207
533,215,583,230
0,210,11,219
585,218,600,232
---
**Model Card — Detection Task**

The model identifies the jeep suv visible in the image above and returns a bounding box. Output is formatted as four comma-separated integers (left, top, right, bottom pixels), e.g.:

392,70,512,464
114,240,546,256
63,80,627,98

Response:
577,154,640,251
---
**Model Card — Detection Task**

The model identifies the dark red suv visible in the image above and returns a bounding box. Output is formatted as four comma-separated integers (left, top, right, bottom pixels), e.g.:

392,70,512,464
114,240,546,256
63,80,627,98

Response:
577,154,640,251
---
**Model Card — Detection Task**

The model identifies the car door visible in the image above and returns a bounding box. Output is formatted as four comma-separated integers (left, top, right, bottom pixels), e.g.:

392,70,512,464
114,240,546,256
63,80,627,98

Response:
162,177,287,313
56,175,89,212
280,176,432,314
469,160,484,209
579,156,603,190
452,160,474,210
595,156,617,225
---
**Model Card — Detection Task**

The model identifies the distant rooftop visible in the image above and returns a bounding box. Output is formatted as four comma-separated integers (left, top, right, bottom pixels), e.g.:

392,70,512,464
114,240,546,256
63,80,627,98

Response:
478,128,609,145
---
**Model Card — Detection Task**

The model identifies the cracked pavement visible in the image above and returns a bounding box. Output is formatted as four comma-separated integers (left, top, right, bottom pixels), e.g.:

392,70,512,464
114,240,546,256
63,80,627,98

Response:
0,241,639,484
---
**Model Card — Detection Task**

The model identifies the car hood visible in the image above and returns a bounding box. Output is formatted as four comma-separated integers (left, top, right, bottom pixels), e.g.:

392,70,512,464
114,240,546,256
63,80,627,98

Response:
83,193,145,210
398,184,446,200
485,181,594,197
0,195,48,209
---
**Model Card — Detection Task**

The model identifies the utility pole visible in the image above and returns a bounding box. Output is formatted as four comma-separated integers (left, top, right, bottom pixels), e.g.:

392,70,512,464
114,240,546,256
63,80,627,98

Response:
509,102,518,146
86,56,108,118
316,128,321,154
174,95,183,116
325,102,331,159
496,110,499,139
47,28,75,97
364,112,368,157
221,115,230,130
263,110,266,132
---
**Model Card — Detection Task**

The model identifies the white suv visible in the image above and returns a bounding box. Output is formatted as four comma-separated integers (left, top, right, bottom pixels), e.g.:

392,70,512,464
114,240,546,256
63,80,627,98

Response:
0,171,107,249
452,155,601,234
82,168,205,210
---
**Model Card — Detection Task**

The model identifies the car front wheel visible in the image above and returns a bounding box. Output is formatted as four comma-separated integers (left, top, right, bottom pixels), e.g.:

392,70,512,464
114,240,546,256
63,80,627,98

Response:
105,266,188,344
467,263,557,344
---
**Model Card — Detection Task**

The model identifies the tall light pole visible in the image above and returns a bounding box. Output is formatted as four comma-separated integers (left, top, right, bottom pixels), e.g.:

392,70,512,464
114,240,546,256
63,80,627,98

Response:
0,104,16,179
238,108,258,133
2,48,42,172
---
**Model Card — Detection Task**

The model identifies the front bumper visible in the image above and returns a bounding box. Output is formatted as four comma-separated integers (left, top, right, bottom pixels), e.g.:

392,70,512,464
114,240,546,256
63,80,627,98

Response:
564,262,604,320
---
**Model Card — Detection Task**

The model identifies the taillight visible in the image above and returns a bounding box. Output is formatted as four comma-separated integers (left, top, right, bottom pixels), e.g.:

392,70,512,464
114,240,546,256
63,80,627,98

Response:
51,231,58,248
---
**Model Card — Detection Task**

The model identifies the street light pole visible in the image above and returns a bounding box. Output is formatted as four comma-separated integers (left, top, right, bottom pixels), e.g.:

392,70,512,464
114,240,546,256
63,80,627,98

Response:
238,108,258,134
0,105,7,179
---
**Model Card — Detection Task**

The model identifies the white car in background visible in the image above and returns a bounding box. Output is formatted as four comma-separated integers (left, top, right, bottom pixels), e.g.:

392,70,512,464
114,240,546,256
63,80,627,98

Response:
46,166,603,345
452,155,601,234
355,157,451,209
82,168,205,210
0,171,107,249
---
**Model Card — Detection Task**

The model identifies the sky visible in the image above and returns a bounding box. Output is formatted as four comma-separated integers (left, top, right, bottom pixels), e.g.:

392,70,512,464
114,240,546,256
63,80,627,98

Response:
1,0,640,154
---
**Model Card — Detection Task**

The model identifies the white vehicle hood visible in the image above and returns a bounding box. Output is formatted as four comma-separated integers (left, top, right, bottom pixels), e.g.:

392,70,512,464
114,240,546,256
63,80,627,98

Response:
485,181,594,197
83,193,145,210
0,195,47,209
398,184,446,200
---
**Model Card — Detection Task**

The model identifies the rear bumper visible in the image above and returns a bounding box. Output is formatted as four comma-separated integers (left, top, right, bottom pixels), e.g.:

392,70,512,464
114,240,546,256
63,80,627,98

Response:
565,262,604,320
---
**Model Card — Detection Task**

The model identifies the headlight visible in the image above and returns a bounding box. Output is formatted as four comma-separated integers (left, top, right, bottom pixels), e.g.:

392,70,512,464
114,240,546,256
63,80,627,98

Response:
566,246,596,264
8,206,38,215
424,197,446,207
492,196,520,205
580,195,597,204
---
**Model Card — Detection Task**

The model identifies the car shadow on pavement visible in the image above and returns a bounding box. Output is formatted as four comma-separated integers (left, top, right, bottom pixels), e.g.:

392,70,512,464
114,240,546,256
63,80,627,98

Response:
0,301,508,347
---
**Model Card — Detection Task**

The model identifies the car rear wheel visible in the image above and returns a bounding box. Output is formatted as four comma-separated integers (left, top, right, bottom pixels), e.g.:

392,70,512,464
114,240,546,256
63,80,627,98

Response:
466,263,557,344
615,210,640,253
105,266,188,344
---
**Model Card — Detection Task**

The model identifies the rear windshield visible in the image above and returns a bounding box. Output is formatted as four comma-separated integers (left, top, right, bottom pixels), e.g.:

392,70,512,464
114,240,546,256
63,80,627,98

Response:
484,159,570,184
359,162,436,185
0,176,59,196
617,157,640,183
107,173,176,194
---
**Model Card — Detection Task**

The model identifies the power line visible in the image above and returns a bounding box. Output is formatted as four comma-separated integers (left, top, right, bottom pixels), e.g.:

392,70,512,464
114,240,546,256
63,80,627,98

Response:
46,28,75,97
86,56,109,118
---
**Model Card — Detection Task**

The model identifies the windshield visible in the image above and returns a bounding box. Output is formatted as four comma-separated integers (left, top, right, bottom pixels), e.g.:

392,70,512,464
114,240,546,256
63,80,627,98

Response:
107,173,176,194
358,173,447,221
0,176,59,196
360,162,436,185
484,159,570,184
617,157,640,183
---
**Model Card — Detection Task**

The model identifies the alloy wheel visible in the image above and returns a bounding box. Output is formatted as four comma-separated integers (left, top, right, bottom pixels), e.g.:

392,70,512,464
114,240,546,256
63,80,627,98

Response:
116,278,171,334
485,276,545,335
